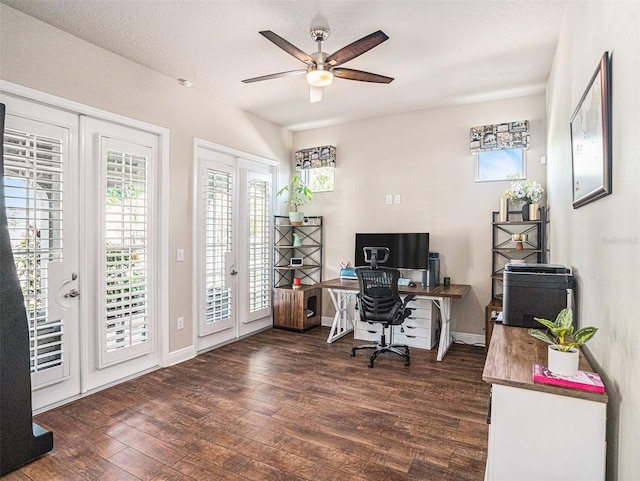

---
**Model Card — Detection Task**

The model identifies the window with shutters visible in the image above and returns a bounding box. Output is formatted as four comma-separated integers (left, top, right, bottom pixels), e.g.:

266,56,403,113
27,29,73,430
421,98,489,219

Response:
203,167,233,330
3,128,65,377
104,150,149,355
248,175,271,317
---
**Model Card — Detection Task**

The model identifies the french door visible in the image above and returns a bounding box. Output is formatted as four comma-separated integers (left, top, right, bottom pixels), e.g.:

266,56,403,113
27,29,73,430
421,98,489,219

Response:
2,92,163,409
195,141,274,351
3,98,81,409
81,118,159,392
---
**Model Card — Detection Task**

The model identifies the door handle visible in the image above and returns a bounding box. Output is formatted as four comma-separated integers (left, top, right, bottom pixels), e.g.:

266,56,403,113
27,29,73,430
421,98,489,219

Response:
64,289,80,298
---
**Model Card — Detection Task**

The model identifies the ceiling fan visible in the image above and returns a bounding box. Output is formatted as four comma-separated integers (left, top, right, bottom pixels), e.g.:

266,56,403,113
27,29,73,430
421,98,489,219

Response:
242,27,394,103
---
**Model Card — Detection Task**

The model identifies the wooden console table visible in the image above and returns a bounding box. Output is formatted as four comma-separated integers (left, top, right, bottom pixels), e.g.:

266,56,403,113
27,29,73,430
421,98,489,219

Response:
483,324,607,480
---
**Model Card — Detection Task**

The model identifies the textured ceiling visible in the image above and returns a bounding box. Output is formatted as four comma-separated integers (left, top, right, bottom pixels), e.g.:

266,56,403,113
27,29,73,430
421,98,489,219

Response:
1,0,567,131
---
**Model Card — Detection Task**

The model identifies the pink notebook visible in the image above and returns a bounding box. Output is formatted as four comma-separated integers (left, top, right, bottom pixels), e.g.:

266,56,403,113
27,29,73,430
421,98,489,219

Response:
532,364,605,393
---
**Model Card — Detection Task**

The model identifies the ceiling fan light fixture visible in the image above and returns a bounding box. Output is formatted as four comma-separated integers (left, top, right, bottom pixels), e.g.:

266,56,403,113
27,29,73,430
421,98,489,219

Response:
307,69,333,87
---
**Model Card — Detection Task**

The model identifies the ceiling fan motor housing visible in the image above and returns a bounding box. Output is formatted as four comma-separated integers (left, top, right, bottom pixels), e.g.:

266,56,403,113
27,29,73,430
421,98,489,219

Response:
310,27,330,42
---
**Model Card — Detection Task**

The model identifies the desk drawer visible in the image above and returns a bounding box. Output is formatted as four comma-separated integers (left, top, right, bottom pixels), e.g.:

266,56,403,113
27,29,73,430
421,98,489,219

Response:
405,312,432,327
354,320,381,342
394,328,436,349
405,298,433,310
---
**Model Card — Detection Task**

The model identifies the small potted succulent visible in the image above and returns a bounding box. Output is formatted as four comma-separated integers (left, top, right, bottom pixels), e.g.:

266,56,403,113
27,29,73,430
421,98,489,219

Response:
529,308,597,376
277,175,313,225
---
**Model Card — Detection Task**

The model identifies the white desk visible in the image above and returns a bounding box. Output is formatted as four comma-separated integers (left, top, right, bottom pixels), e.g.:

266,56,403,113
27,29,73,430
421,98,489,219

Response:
314,278,470,361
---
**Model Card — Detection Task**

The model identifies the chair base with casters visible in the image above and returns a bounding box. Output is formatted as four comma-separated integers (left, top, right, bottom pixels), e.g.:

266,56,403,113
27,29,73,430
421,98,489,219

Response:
350,326,410,368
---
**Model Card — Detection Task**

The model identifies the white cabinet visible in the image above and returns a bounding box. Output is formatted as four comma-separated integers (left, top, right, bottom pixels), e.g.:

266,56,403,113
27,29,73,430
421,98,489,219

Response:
483,325,607,481
486,384,606,481
353,296,437,350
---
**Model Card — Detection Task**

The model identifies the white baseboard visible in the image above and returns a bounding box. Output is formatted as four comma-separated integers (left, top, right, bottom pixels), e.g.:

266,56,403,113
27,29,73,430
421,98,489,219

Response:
452,331,485,347
321,315,334,327
166,345,197,366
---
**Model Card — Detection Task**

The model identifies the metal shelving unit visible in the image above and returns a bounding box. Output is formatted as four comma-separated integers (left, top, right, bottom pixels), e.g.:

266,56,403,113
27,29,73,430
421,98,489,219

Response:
491,207,547,300
273,215,323,287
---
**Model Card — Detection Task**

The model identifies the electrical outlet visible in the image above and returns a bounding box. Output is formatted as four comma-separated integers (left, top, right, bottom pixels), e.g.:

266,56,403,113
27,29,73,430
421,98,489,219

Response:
176,248,184,262
385,194,392,204
177,317,184,330
395,194,401,204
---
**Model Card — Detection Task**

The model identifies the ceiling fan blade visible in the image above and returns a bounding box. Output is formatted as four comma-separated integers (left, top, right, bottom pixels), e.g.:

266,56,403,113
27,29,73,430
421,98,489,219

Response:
332,68,394,84
325,30,389,67
309,85,324,103
259,30,316,66
242,69,307,83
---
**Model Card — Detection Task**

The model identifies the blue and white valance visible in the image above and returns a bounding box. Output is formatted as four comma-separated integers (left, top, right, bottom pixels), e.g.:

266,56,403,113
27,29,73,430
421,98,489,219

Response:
470,120,529,153
295,145,336,170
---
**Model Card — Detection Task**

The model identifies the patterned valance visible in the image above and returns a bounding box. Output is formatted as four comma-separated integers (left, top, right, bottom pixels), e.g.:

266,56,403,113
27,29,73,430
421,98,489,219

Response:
470,120,529,153
295,145,336,170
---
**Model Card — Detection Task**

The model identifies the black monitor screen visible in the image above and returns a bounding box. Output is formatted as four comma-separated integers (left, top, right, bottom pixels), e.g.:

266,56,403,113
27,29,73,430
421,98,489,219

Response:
354,233,429,270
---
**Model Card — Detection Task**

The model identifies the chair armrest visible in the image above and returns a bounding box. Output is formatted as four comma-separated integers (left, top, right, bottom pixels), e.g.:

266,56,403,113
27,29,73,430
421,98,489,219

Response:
402,294,415,308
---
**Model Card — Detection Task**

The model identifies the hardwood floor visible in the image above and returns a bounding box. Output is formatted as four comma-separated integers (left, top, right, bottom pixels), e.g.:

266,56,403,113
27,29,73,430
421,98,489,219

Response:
5,327,489,481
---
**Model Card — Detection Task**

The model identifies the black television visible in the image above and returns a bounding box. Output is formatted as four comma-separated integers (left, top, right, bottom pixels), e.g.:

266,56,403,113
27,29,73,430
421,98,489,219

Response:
354,233,429,270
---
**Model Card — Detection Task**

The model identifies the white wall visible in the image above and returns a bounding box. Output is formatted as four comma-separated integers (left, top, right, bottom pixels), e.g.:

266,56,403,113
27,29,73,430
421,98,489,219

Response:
0,4,292,353
546,2,640,480
294,94,547,336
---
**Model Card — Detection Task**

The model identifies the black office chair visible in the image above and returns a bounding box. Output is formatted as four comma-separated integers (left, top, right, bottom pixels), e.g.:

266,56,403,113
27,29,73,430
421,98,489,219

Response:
350,248,415,368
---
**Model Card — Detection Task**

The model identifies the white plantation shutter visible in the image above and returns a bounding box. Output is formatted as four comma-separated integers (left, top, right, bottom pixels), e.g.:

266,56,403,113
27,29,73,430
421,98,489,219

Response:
247,175,271,319
101,143,152,365
202,166,233,333
3,127,66,383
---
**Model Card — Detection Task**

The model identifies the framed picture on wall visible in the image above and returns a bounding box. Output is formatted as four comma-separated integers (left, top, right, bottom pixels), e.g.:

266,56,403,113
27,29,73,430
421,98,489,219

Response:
569,51,612,208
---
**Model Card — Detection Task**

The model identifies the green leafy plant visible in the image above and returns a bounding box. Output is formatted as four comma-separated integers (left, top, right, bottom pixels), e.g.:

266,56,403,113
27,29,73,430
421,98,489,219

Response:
276,175,313,211
529,308,598,352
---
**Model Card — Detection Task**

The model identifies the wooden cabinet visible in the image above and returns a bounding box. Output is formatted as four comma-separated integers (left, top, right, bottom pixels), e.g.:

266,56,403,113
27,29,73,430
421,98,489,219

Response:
273,286,322,332
491,208,547,301
483,325,607,481
354,296,437,350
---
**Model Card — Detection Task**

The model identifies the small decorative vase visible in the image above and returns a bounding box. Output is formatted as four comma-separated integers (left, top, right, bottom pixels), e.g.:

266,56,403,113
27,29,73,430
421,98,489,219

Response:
292,233,302,246
529,203,541,220
521,203,531,221
288,211,304,225
499,198,509,222
548,345,579,377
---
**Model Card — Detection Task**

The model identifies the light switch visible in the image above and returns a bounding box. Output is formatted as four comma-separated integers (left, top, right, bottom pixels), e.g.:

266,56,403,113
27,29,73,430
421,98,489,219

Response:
385,194,392,205
395,194,401,204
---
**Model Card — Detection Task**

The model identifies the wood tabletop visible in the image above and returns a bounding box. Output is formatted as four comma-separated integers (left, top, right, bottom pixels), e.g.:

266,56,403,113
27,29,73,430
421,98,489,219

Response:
483,324,608,403
315,277,470,298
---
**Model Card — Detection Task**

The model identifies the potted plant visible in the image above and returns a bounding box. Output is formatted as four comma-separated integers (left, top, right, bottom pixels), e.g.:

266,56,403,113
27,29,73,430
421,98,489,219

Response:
276,175,313,225
529,308,598,376
503,180,544,220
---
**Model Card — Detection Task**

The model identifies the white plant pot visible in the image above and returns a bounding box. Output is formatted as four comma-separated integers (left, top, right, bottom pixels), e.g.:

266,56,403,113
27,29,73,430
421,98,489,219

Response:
288,211,304,225
548,345,579,377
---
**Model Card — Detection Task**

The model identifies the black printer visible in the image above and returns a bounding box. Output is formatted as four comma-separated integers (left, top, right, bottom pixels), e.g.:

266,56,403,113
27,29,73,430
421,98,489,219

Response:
502,263,574,328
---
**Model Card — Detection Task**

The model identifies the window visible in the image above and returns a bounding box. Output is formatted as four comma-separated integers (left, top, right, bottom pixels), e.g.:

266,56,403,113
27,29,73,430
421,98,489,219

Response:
303,166,334,192
248,175,271,316
203,167,233,329
4,128,65,376
104,150,150,354
475,148,526,182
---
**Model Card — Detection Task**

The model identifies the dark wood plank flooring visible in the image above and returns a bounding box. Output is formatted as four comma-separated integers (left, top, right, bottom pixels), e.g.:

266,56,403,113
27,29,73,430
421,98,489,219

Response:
5,327,489,481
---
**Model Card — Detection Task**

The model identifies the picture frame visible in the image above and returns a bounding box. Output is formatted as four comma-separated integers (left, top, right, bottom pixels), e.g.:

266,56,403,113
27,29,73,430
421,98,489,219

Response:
569,52,612,208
